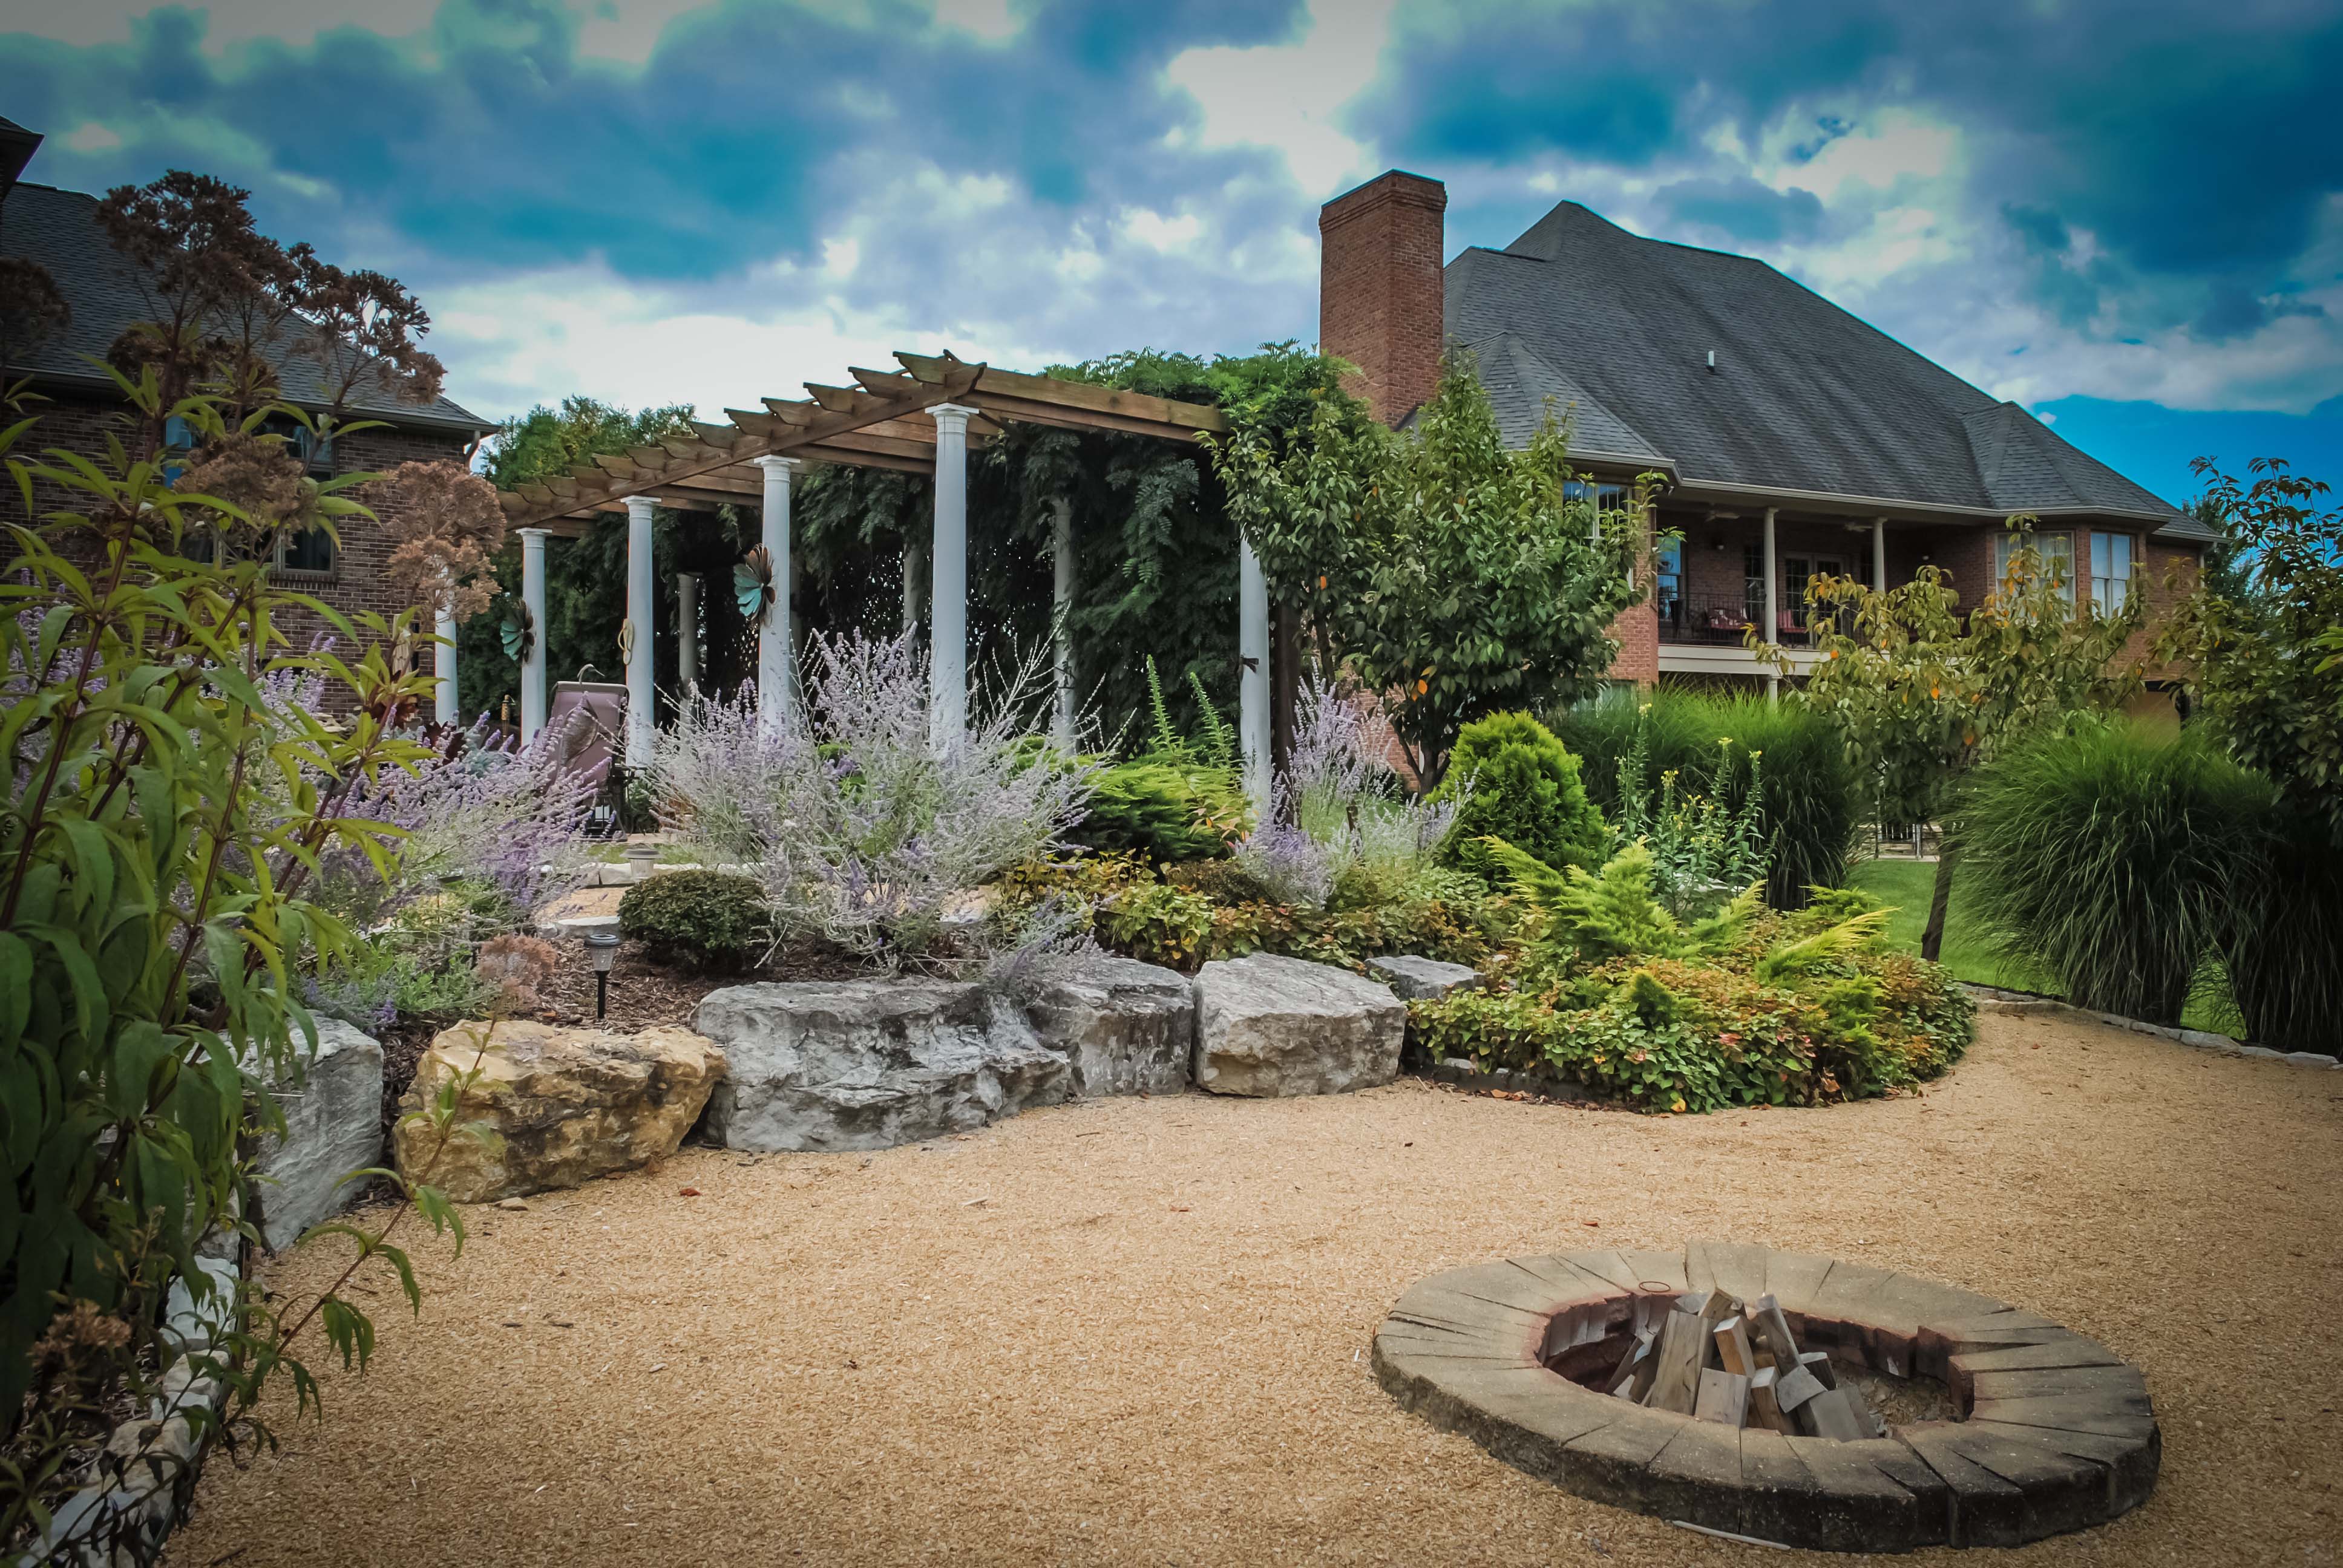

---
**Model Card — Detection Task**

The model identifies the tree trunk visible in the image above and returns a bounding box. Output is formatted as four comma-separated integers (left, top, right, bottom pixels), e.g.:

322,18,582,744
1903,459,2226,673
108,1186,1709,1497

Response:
1920,834,1959,963
1271,598,1300,782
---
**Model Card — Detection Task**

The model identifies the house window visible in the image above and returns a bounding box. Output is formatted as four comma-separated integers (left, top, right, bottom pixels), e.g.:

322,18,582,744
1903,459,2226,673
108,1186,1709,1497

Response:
1654,535,1682,624
1992,529,2075,604
277,527,335,575
1565,480,1633,542
2089,532,2138,615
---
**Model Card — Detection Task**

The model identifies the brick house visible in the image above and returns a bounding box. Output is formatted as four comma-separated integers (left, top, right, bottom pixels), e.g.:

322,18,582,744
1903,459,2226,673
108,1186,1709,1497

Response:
1319,171,2211,696
0,167,493,707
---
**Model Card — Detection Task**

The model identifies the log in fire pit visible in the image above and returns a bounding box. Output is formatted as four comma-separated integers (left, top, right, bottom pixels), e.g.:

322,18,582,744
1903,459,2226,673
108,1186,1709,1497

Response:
1373,1244,2158,1551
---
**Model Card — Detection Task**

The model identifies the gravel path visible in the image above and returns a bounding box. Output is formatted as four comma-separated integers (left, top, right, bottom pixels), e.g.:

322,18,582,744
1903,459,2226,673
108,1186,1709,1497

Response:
174,1011,2343,1566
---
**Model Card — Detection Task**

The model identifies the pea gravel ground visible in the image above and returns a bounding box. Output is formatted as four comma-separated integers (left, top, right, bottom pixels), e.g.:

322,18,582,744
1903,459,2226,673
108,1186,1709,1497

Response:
173,1010,2343,1567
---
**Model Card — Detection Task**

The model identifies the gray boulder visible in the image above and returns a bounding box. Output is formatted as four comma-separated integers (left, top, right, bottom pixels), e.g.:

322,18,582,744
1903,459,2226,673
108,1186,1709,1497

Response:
695,980,1070,1151
1193,953,1406,1097
256,1018,385,1250
1368,954,1483,1002
1022,953,1196,1096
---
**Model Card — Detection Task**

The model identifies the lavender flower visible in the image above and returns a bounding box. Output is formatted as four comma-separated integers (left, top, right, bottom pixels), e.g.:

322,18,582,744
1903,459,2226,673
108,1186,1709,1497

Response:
648,629,1098,962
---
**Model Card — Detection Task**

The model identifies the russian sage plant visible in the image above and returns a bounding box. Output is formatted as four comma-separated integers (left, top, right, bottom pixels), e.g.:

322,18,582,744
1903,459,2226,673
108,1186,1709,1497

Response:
1236,678,1459,907
649,630,1095,961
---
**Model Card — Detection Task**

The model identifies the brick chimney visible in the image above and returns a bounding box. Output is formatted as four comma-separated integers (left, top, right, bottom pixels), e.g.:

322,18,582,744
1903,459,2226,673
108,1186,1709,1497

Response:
1319,170,1447,426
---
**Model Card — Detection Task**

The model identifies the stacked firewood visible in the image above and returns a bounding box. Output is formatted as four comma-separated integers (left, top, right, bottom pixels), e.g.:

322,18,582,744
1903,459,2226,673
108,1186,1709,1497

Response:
1607,1289,1885,1440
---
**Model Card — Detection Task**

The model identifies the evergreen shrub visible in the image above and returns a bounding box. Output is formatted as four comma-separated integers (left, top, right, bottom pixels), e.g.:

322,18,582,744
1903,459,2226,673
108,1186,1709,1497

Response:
1433,711,1606,881
618,870,770,972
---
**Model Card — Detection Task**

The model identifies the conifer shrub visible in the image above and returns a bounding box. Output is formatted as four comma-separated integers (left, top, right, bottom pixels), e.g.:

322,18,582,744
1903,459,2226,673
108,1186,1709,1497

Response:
1070,760,1246,863
618,870,770,972
1433,711,1606,881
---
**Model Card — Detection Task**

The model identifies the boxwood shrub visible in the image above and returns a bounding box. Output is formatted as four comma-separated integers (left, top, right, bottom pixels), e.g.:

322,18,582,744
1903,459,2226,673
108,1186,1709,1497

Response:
617,869,770,972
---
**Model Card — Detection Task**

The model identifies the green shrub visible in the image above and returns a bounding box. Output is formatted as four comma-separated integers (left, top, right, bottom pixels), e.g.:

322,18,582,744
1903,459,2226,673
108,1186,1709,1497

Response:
1070,759,1247,863
1554,688,1861,906
618,870,771,972
1959,723,2272,1025
1434,711,1606,880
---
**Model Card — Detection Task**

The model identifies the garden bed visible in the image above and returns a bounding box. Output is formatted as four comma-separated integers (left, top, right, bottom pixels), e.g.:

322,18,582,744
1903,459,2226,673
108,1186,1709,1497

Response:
171,1007,2343,1566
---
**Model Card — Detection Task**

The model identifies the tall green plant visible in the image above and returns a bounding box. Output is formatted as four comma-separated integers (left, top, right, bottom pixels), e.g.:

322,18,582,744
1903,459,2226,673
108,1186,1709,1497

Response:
1434,711,1605,881
1959,722,2271,1024
1555,688,1860,907
0,374,462,1544
1215,353,1647,787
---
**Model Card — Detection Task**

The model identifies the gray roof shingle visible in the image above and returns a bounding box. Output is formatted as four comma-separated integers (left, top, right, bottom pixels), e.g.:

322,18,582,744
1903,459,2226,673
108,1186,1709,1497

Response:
0,181,488,434
1446,200,2199,537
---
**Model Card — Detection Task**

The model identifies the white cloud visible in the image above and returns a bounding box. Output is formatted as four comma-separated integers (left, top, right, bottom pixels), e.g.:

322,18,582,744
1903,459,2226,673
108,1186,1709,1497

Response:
1164,0,1399,197
64,123,122,152
1121,208,1202,252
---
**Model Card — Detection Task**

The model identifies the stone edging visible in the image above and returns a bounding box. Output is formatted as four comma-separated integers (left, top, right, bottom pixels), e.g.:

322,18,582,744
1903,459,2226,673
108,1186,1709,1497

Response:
1963,985,2339,1070
1373,1244,2159,1552
1421,1055,1590,1101
22,1255,240,1566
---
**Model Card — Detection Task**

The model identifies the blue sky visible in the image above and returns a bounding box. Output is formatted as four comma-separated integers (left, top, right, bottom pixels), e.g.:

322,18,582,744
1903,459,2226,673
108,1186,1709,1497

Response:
7,0,2341,506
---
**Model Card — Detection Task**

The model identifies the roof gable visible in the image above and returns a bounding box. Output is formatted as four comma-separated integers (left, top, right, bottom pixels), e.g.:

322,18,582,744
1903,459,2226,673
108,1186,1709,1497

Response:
1444,198,2186,529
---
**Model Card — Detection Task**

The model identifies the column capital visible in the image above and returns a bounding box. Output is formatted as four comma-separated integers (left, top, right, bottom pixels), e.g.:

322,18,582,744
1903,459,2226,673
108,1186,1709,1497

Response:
621,494,657,515
928,402,977,434
516,526,552,542
751,454,802,474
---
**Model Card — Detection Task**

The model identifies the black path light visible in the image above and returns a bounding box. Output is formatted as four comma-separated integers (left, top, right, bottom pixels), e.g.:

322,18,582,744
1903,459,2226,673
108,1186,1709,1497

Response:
583,930,621,1021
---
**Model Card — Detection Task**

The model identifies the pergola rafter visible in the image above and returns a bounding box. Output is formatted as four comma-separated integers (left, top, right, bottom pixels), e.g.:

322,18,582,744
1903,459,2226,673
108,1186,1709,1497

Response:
483,349,1257,797
498,350,1227,535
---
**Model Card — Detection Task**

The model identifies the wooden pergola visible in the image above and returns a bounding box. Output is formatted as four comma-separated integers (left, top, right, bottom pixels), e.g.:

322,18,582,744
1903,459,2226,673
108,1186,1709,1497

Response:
474,351,1266,792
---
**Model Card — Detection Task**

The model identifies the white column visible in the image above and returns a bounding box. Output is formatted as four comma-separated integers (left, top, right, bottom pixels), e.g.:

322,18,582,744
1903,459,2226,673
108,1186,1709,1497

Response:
1761,506,1780,704
927,403,975,748
1238,534,1271,812
1872,515,1888,593
1050,496,1076,750
752,456,799,735
518,527,549,745
676,572,698,691
622,495,656,766
433,605,457,727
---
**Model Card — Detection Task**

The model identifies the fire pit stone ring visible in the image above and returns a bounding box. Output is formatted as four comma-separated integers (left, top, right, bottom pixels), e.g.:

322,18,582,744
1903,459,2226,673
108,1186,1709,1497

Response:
1372,1244,2158,1552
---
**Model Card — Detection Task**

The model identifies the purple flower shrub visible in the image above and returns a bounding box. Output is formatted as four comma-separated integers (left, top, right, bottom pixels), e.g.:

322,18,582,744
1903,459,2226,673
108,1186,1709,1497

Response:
649,630,1096,962
1237,678,1461,907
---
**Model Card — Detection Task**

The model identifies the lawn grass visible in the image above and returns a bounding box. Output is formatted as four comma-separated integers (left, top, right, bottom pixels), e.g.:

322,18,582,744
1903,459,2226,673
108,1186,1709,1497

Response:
1846,857,2241,1036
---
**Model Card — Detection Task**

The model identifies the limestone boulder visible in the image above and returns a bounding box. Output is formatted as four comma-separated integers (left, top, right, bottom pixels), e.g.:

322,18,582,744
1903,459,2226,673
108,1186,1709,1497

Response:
255,1018,385,1250
1368,954,1483,1002
1021,953,1196,1096
696,980,1070,1152
393,1020,724,1203
1193,953,1406,1097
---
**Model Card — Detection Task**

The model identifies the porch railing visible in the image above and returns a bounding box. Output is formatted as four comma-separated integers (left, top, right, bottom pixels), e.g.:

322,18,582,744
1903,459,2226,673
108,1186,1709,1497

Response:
1656,590,1852,648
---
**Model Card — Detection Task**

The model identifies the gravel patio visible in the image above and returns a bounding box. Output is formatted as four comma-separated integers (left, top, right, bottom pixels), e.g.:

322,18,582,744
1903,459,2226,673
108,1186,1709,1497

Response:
173,1010,2343,1566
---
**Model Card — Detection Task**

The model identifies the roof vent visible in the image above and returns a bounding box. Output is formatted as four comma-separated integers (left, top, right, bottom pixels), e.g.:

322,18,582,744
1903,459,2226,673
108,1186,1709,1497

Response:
1706,350,1717,373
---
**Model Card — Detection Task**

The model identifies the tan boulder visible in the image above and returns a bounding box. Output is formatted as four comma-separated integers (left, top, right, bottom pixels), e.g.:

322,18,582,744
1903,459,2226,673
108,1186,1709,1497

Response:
393,1019,725,1203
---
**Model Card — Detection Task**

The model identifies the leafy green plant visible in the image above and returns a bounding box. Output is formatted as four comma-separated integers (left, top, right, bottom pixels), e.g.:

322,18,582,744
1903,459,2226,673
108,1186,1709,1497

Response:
1096,880,1216,972
617,869,771,972
1754,909,1891,984
1614,745,1771,916
1772,526,2142,957
1435,711,1606,881
0,371,462,1549
1484,840,1759,968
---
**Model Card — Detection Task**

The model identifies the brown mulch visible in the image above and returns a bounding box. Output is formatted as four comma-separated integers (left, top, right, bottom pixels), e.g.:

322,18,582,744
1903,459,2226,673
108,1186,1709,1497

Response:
175,1010,2343,1567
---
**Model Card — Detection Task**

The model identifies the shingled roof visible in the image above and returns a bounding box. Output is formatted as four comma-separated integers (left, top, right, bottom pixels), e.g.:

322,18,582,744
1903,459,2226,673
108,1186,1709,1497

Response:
1446,200,2205,540
0,181,488,435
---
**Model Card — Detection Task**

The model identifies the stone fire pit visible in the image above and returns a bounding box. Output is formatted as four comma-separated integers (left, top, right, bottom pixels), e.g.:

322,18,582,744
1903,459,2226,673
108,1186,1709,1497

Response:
1372,1244,2158,1551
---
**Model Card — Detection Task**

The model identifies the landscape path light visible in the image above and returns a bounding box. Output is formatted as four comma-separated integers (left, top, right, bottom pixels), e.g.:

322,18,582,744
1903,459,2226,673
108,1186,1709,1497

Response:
583,930,621,1021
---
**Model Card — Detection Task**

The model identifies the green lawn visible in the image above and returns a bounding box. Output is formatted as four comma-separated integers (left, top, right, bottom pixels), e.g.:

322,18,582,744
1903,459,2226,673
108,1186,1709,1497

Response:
1845,858,2241,1036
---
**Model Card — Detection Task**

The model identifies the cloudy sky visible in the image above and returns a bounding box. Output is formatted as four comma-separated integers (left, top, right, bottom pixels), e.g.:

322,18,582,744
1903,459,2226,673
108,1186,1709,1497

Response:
7,0,2340,504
